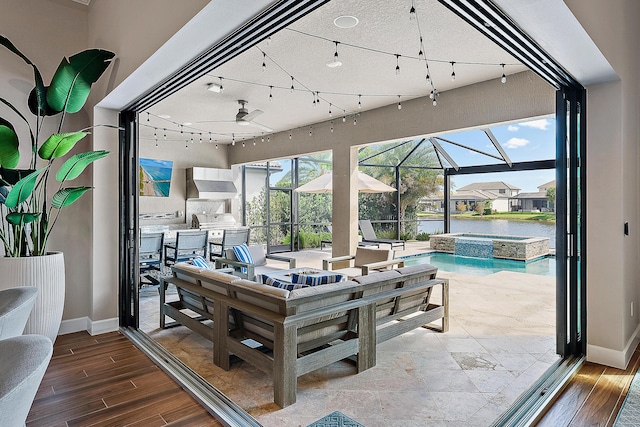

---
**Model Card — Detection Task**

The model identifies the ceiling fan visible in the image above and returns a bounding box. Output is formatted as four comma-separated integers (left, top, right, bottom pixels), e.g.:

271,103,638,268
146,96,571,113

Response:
197,100,273,132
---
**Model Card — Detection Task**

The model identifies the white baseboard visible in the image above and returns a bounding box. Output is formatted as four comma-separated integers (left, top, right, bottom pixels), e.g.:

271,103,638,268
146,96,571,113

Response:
587,323,640,369
58,316,119,336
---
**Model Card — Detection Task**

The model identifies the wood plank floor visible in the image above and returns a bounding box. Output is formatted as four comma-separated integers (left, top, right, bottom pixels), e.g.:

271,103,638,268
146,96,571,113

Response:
27,331,639,426
27,331,222,427
535,345,640,427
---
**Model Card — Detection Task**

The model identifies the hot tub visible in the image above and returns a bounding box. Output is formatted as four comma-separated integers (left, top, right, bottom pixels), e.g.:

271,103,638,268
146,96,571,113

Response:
429,233,550,261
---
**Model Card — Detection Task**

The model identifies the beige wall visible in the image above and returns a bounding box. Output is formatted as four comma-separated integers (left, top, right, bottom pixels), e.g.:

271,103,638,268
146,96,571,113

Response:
565,0,640,368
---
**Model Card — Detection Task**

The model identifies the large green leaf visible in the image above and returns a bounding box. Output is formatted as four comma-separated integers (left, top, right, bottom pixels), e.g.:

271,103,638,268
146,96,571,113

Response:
0,167,36,186
56,150,109,182
28,86,59,117
6,212,40,226
38,132,88,160
5,168,44,208
0,118,20,169
0,36,47,114
51,186,92,209
47,49,115,113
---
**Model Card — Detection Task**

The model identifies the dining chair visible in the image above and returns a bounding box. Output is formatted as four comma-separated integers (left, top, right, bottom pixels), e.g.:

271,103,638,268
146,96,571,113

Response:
139,232,165,286
164,230,208,266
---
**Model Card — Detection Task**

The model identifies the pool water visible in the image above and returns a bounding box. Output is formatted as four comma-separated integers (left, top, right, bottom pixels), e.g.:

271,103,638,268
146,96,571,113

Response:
402,252,555,276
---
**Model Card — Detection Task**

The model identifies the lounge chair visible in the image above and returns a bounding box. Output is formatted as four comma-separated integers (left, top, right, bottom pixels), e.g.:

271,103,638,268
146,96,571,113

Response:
209,228,250,259
322,246,403,279
213,244,296,280
358,219,406,250
321,225,379,250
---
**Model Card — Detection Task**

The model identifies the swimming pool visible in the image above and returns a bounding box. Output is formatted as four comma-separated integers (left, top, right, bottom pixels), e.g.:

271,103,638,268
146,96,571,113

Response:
402,252,555,276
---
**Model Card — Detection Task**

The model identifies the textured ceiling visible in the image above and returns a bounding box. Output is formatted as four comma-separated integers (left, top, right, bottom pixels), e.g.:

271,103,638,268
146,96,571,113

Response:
142,0,527,145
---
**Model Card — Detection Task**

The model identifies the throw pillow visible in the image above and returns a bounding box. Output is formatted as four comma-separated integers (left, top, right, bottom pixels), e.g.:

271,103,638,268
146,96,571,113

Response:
232,243,254,264
291,273,345,286
190,256,211,270
264,276,307,291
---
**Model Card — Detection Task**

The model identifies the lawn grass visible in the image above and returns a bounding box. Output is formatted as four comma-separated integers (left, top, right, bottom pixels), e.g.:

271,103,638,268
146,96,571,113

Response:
417,211,556,222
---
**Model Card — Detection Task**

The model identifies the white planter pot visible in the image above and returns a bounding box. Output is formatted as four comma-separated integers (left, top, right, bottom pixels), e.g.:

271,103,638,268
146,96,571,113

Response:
0,252,65,343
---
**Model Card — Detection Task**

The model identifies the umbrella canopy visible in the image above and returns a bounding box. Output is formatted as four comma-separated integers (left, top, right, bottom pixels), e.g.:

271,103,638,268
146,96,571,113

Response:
295,171,397,194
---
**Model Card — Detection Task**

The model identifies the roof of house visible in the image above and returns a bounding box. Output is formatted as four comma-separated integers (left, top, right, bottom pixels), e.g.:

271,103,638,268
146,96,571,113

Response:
512,191,547,199
450,189,503,200
457,181,521,191
538,180,556,190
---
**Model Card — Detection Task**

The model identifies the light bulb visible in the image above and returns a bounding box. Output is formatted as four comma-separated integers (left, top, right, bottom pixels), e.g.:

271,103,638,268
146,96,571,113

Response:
253,138,256,146
353,117,357,125
358,95,362,109
215,144,219,149
326,41,342,68
309,127,312,136
409,4,416,20
450,62,456,81
330,121,334,133
501,64,507,83
395,55,400,75
342,116,346,123
242,141,245,147
262,52,266,71
397,95,402,110
290,76,295,92
432,99,437,106
289,132,292,140
329,103,333,117
269,86,273,100
267,136,270,143
418,49,424,60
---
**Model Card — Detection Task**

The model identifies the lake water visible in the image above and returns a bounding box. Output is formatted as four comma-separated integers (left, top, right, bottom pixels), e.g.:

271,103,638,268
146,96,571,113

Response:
418,218,556,248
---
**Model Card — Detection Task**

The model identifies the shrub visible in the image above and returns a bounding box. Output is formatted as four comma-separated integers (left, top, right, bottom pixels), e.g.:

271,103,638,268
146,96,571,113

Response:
415,232,431,241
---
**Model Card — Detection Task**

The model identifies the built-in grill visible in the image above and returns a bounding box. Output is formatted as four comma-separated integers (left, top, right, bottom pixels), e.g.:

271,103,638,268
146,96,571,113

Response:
192,213,237,229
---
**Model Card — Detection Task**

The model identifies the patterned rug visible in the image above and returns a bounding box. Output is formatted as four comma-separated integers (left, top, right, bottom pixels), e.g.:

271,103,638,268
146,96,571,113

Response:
307,411,365,427
614,368,640,426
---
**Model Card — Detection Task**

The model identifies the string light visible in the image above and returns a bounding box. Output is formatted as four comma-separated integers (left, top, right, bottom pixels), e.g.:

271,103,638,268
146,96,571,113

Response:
199,133,202,143
154,129,157,147
501,63,507,83
242,140,245,147
395,54,401,75
409,0,416,20
312,91,316,106
309,126,312,136
232,133,236,146
261,134,265,143
397,95,402,110
209,132,212,143
327,41,342,68
358,95,362,109
330,121,334,132
253,137,256,146
353,116,357,125
262,52,266,71
289,131,292,139
418,37,424,60
290,76,295,92
147,112,150,122
450,61,456,81
342,115,346,123
269,85,273,100
190,133,194,143
215,144,219,149
163,128,167,140
267,136,270,143
329,103,333,117
218,77,224,93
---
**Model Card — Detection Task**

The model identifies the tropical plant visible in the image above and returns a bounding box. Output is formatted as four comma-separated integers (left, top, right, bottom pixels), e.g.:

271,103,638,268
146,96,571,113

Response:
0,36,114,256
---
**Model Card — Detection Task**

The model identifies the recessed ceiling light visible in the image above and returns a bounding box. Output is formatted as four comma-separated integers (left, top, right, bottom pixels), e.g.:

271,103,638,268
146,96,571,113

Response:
334,15,359,29
158,114,171,119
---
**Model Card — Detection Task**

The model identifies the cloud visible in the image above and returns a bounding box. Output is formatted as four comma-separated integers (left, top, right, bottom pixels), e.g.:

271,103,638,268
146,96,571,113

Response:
503,137,530,149
507,125,519,132
518,119,550,130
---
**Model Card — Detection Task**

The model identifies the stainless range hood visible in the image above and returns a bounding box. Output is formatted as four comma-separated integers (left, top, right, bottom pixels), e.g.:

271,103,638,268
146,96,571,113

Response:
186,167,238,199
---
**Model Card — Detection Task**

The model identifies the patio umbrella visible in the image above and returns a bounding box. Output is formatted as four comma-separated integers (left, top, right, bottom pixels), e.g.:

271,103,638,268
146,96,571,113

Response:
294,171,397,193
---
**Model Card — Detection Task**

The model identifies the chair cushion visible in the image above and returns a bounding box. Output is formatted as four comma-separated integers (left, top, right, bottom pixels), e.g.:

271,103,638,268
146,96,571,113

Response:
354,247,393,267
190,256,211,270
248,245,267,267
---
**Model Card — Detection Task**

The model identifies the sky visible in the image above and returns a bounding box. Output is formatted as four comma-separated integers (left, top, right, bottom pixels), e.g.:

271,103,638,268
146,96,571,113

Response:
443,117,556,193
